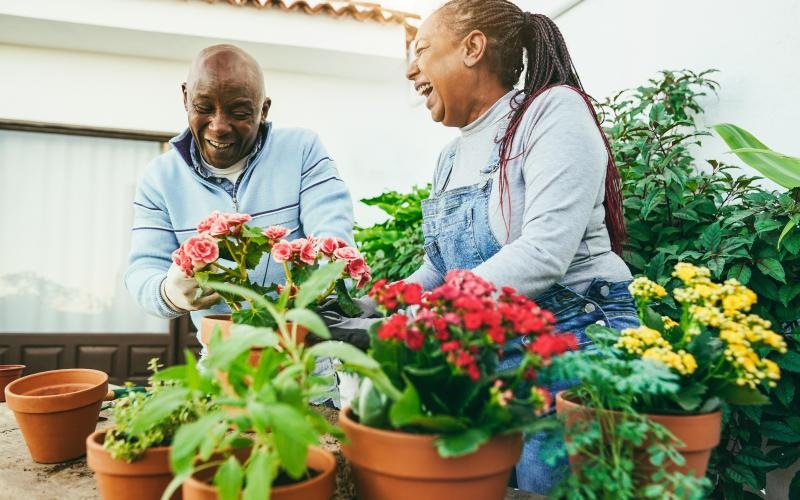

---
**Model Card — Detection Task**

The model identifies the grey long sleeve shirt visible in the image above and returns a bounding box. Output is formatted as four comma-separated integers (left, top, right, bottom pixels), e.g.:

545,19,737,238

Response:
407,86,631,297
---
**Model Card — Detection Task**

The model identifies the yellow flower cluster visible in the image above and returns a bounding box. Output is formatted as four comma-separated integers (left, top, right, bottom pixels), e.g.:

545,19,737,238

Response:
673,262,711,285
662,316,679,329
622,263,787,389
642,347,698,375
616,326,670,355
628,277,667,302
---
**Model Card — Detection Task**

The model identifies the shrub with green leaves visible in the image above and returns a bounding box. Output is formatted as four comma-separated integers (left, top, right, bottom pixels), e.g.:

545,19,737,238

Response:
601,69,800,499
354,184,429,286
129,263,375,500
103,359,214,462
551,325,710,499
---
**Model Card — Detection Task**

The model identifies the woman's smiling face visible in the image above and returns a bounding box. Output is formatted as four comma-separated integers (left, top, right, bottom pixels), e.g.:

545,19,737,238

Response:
406,12,474,127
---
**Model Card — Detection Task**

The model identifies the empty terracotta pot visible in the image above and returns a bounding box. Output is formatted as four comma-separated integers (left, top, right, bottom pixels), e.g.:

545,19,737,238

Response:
555,391,722,478
0,364,25,402
339,407,522,500
86,430,179,500
5,368,108,463
182,446,336,500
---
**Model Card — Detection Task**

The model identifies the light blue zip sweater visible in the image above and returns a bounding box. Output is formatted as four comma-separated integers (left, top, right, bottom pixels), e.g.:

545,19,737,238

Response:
124,122,355,326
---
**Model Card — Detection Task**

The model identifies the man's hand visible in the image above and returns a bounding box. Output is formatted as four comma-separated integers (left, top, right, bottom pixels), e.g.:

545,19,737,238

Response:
161,263,221,312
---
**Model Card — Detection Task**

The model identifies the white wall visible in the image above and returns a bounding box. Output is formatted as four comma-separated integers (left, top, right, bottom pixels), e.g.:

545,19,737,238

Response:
557,0,800,182
0,43,457,226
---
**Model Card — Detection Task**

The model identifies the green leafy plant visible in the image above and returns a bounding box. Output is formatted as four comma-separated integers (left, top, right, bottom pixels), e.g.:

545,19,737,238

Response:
602,69,800,498
354,184,429,286
550,325,710,499
712,122,800,249
340,271,575,457
103,359,214,462
128,264,370,500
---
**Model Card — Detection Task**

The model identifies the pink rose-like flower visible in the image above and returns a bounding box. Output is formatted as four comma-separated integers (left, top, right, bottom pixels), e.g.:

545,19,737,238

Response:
263,225,290,241
271,240,293,263
333,246,360,262
182,234,219,265
356,272,371,289
346,257,368,279
290,238,307,253
319,237,339,256
172,247,195,277
208,217,231,237
196,211,222,234
299,240,318,265
225,213,252,234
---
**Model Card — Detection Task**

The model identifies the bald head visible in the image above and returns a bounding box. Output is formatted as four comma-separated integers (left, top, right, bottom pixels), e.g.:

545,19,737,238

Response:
186,44,265,101
182,45,271,168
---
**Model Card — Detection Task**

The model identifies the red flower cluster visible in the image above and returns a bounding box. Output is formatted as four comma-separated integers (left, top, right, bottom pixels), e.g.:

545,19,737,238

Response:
369,271,576,382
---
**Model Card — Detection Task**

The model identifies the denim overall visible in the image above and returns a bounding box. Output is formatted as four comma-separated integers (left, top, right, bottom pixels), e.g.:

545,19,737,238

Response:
421,135,640,494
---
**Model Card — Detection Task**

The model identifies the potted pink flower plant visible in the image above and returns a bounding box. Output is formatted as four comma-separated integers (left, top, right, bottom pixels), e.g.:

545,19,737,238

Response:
171,210,370,343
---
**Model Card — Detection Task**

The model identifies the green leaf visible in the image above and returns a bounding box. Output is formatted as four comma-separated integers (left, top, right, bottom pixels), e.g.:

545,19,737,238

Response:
262,403,316,478
335,279,362,317
756,257,786,283
717,383,769,406
389,382,423,428
204,325,278,371
791,471,800,500
778,351,800,373
761,420,800,443
170,413,224,475
286,308,330,339
774,378,796,407
214,456,244,500
127,388,189,435
727,263,752,285
434,428,491,458
712,123,800,189
673,383,706,412
698,221,722,250
735,446,779,469
243,448,273,500
295,260,347,308
779,283,800,307
777,218,798,250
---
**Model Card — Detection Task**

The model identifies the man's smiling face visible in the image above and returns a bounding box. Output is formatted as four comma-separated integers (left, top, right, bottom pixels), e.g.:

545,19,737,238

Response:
182,48,270,168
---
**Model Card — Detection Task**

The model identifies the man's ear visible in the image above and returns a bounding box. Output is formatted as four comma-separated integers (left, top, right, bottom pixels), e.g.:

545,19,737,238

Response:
261,97,272,124
181,82,189,112
462,30,488,68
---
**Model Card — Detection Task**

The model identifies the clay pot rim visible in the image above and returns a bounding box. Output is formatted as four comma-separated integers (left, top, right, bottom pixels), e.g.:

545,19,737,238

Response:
0,364,26,373
339,406,441,444
203,314,233,321
182,446,336,494
86,430,172,476
556,390,722,420
5,368,108,414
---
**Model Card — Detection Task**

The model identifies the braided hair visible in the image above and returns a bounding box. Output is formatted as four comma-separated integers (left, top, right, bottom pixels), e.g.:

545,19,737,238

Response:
438,0,626,255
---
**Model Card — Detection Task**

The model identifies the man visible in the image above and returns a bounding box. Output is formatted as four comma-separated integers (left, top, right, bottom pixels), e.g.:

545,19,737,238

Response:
124,44,354,346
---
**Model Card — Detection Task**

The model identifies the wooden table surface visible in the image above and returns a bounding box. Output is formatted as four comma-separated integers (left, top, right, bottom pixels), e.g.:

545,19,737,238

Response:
0,402,543,500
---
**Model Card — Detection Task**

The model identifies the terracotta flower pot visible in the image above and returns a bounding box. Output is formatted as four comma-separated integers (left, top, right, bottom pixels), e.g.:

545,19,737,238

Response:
86,430,180,500
182,446,336,500
338,407,522,500
200,314,309,366
5,368,108,463
555,391,722,478
0,364,25,402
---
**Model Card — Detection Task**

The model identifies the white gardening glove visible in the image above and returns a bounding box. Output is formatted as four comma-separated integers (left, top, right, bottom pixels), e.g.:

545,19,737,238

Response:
161,263,221,312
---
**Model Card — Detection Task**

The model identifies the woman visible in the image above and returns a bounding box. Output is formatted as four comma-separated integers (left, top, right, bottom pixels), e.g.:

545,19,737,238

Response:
404,0,639,494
